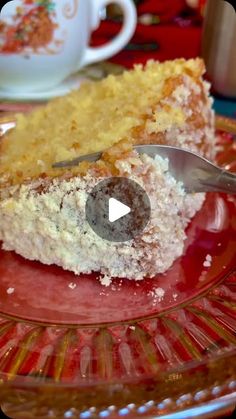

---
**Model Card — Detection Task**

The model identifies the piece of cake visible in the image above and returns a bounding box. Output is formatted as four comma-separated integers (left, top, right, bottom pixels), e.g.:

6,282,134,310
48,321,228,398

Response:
0,58,215,280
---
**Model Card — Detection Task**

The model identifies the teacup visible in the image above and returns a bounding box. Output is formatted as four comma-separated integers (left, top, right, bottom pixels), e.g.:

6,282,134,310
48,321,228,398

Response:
0,0,137,93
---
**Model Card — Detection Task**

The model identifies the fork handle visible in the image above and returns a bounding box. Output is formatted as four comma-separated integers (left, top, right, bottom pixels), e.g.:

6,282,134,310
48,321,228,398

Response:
203,170,236,194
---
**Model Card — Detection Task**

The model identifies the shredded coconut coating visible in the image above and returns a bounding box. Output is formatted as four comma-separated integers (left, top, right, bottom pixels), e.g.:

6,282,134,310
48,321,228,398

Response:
0,153,204,280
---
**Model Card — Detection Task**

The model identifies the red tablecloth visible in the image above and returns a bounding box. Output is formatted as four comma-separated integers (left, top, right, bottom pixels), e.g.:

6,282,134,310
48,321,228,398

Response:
91,0,204,68
91,21,202,68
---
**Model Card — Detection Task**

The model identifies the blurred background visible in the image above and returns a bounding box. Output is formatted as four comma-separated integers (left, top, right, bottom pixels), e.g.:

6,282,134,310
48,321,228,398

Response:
1,0,236,118
90,0,236,118
91,0,206,67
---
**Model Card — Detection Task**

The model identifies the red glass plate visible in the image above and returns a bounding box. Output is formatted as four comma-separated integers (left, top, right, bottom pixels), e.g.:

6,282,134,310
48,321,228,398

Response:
0,120,235,419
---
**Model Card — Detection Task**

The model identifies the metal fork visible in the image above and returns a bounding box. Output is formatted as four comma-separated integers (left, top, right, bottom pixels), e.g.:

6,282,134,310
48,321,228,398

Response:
52,145,236,194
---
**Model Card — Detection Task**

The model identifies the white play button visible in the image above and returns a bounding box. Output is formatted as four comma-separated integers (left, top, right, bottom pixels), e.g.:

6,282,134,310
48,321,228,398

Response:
109,198,131,223
86,177,151,242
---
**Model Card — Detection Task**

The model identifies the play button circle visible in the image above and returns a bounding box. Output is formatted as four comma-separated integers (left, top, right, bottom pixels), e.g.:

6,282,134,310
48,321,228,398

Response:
109,198,131,223
86,177,151,242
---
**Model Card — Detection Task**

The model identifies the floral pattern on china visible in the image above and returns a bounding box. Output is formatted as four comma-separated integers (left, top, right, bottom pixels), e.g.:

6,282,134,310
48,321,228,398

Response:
0,0,66,54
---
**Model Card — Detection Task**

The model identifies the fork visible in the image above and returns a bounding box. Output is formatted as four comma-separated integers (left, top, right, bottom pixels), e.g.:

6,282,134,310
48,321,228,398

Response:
53,145,236,194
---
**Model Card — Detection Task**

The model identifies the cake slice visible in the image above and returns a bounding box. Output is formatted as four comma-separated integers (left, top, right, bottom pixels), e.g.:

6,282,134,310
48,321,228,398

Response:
0,58,215,281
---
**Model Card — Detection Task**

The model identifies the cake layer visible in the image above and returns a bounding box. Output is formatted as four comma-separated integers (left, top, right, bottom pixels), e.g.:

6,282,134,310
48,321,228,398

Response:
0,58,215,188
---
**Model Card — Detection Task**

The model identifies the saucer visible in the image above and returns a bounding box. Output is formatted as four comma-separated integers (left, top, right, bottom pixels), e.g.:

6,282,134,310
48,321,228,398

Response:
0,73,88,101
0,62,124,102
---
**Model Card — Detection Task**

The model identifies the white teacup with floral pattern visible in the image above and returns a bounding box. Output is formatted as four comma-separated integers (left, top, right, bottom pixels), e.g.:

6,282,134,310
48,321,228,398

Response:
0,0,137,93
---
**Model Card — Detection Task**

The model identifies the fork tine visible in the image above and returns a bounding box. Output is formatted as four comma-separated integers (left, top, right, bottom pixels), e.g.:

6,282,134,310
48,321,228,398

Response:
52,145,236,194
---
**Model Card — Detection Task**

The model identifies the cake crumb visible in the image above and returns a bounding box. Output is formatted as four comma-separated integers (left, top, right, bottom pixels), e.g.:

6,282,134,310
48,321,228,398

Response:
100,274,112,287
148,287,165,303
203,254,212,268
203,261,211,267
7,287,15,295
173,293,178,300
154,287,165,299
129,326,136,330
68,282,77,290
